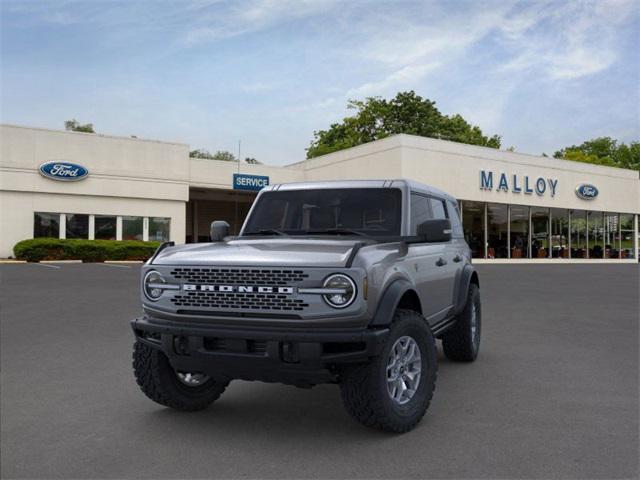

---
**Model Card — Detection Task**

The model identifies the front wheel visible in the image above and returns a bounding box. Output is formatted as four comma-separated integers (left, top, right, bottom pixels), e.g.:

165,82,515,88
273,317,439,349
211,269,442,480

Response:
132,341,229,411
339,309,438,433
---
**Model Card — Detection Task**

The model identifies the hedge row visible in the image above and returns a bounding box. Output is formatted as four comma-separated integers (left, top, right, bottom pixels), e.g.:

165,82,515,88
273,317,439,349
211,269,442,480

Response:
13,238,161,262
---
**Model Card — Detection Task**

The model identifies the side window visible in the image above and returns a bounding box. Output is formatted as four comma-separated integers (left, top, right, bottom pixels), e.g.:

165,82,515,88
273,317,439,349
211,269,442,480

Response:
447,200,465,238
410,193,432,234
429,198,448,220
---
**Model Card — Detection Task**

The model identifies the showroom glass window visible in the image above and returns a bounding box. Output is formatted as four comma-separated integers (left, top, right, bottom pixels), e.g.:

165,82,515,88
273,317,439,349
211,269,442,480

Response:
34,212,59,238
551,209,569,259
95,215,116,240
410,194,433,234
509,205,529,259
149,217,170,242
487,203,508,259
531,207,550,259
588,211,604,258
122,216,143,241
620,214,636,259
571,210,587,258
461,201,485,258
603,213,619,259
65,214,89,239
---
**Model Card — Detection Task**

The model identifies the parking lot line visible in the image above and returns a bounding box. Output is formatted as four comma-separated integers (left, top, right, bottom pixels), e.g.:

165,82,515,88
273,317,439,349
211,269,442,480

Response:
34,263,61,269
96,263,132,269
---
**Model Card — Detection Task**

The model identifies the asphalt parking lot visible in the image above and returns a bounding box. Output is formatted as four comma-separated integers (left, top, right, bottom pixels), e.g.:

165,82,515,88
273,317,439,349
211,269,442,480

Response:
1,263,638,479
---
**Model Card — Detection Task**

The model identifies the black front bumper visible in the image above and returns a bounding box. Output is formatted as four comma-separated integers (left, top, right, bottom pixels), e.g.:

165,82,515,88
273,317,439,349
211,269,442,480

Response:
131,316,389,386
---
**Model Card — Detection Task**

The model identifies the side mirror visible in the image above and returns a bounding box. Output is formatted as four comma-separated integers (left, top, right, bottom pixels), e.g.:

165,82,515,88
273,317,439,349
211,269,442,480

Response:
210,220,230,242
416,219,452,243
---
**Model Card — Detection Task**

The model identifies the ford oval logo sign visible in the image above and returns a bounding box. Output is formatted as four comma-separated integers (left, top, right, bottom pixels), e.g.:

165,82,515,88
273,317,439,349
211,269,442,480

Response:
575,184,598,200
39,161,89,182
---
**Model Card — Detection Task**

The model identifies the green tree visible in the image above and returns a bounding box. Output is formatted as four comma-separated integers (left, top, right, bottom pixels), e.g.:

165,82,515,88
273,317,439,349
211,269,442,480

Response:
554,137,640,171
306,91,501,158
64,119,94,133
189,149,238,161
212,150,237,162
190,149,214,159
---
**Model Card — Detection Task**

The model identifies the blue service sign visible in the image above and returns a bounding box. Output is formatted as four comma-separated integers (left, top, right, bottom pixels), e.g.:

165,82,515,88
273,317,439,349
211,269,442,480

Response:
39,161,89,182
575,184,598,200
233,173,269,191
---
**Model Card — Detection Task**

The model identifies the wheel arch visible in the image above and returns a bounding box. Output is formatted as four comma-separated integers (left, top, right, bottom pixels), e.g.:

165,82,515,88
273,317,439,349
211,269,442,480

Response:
370,279,422,327
454,264,479,315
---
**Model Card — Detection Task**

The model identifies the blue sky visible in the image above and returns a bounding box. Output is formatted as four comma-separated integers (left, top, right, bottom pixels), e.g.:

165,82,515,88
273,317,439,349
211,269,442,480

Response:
2,0,639,165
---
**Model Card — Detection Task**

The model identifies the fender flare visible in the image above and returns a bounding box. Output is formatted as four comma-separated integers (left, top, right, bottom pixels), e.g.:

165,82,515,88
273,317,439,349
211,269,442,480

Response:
454,264,479,315
369,278,417,327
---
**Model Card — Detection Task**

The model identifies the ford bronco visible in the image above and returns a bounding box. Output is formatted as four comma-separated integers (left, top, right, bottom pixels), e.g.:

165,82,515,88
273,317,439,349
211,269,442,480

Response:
131,180,481,432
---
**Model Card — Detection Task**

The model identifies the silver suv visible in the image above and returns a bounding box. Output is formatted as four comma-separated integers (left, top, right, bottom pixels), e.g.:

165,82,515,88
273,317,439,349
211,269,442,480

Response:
131,179,481,432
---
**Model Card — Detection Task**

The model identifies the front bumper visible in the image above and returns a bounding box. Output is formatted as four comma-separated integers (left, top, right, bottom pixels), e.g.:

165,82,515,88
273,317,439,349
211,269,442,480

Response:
131,315,389,386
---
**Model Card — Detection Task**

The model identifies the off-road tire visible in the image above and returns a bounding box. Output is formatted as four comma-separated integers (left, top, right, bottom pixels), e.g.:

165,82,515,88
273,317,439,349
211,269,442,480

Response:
442,283,481,362
133,341,229,411
339,309,437,433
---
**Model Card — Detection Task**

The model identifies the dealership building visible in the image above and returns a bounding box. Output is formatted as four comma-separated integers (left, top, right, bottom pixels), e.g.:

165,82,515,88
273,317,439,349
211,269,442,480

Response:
1,123,638,262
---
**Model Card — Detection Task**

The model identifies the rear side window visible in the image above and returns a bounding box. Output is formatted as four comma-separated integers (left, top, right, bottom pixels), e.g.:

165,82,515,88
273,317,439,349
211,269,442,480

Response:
447,200,464,238
429,198,448,220
410,193,432,234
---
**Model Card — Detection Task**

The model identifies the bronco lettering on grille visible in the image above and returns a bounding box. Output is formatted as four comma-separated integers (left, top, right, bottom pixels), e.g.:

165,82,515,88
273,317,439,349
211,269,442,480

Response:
182,284,295,294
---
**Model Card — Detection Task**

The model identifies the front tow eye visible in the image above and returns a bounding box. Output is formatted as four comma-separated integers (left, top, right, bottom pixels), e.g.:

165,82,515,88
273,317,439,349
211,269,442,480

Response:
281,341,300,363
173,336,190,356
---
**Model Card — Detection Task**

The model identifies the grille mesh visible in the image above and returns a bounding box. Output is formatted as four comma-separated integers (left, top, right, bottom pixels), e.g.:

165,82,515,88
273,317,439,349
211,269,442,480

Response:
170,268,308,285
171,292,308,311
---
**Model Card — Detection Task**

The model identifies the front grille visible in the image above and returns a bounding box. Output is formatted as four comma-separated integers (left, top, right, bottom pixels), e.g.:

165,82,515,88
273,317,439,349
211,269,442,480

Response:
171,291,309,311
168,267,311,313
170,268,308,285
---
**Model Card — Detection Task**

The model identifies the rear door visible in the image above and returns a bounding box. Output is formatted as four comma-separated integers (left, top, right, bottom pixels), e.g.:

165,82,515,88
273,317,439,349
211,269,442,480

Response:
428,197,458,314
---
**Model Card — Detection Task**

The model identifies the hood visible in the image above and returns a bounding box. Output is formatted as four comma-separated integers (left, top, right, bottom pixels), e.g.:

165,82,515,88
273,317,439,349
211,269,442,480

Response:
151,238,362,267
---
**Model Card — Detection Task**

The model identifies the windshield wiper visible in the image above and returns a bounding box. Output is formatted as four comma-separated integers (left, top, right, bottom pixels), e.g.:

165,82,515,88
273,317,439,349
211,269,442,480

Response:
244,229,288,236
305,228,369,237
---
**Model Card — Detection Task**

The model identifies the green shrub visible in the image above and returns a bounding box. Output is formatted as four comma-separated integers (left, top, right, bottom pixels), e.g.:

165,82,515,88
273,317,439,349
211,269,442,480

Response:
13,238,162,262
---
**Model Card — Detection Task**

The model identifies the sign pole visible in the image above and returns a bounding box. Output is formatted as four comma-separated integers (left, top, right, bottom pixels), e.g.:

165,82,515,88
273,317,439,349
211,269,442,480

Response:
234,140,241,235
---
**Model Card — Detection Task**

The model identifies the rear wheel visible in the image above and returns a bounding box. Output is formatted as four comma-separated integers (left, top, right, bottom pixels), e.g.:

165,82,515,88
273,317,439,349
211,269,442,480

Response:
442,283,481,362
339,309,437,433
132,341,229,411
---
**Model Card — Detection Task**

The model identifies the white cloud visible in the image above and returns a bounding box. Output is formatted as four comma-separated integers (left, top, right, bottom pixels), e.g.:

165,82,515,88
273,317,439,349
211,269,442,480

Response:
347,63,440,97
240,81,278,93
183,0,341,44
499,0,637,80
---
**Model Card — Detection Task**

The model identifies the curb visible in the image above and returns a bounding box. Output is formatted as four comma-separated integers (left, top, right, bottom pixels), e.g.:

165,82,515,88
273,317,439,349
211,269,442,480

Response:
0,259,27,264
104,260,144,264
39,260,83,264
473,259,639,264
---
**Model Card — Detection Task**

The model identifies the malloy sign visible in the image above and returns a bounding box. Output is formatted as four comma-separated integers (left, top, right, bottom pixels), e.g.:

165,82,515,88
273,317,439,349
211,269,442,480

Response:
480,170,558,197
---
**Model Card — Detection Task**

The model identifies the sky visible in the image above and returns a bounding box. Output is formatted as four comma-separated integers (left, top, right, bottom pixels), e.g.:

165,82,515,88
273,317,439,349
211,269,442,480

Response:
1,0,639,165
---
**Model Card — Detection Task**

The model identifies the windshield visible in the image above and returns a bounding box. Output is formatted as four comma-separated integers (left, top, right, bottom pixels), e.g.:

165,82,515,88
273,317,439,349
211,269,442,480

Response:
243,188,402,237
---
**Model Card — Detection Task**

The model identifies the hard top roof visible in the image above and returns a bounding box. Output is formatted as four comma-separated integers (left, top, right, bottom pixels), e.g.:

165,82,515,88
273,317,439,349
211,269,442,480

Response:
264,179,457,203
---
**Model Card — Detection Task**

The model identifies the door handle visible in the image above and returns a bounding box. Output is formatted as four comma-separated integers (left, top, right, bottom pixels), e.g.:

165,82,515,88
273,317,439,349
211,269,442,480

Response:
453,255,463,263
436,257,447,267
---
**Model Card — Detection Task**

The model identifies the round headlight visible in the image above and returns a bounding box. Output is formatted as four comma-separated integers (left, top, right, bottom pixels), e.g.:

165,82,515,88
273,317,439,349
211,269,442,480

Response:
143,270,165,301
322,274,356,309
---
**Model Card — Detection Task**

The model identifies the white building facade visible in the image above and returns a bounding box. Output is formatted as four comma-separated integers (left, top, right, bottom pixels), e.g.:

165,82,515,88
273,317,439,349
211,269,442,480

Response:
1,124,638,262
